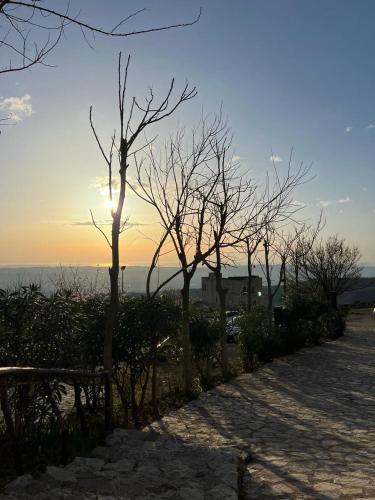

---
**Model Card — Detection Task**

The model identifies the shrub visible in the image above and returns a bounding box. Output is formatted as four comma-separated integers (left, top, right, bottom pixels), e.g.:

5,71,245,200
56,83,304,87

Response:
318,309,346,340
189,311,220,387
238,307,273,371
113,296,180,427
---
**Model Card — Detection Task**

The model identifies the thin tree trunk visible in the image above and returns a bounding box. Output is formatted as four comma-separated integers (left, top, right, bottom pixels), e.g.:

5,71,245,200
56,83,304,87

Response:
247,247,253,313
151,358,160,418
215,269,229,377
181,280,193,395
294,261,299,288
103,217,121,428
282,256,287,299
263,239,273,328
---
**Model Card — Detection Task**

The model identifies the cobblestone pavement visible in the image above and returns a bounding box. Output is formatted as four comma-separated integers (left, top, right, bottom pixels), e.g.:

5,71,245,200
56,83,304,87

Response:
151,310,375,498
2,310,374,499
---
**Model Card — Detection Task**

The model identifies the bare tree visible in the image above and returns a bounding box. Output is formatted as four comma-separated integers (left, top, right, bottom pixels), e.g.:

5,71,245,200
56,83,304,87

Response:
90,53,196,420
240,154,311,320
202,145,256,377
243,233,263,312
130,114,229,393
286,216,324,290
0,1,201,75
301,235,362,309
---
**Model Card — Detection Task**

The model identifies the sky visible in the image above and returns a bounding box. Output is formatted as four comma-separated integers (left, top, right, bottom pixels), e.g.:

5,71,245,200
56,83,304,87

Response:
0,0,374,266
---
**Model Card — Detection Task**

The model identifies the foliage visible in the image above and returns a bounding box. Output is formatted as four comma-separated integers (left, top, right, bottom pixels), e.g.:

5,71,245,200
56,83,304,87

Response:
238,289,348,371
112,295,180,427
283,287,347,346
0,284,110,373
317,309,347,340
238,306,273,371
189,310,220,387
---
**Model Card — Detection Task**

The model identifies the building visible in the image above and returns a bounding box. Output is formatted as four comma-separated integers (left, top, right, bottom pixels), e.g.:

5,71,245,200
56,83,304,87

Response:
201,273,263,310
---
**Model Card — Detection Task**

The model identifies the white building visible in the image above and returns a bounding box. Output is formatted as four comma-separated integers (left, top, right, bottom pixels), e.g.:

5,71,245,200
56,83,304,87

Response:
201,273,262,310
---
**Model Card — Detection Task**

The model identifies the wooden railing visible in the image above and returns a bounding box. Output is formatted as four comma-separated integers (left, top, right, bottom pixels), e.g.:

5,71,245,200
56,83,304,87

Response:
0,367,111,474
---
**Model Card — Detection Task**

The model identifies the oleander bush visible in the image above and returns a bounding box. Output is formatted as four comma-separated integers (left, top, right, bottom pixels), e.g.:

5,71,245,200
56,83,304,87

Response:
238,290,348,372
238,306,274,371
189,310,220,388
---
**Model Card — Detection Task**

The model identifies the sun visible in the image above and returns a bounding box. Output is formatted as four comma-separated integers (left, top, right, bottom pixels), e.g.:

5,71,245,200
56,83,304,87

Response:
104,199,114,210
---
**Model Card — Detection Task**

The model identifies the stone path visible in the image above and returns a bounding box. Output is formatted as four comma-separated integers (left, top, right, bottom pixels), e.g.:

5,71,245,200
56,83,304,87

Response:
2,309,374,499
151,310,375,498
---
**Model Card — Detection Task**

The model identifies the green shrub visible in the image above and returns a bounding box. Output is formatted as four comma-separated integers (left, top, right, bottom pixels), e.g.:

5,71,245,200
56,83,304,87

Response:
189,311,220,387
113,296,180,427
238,307,273,371
318,309,346,340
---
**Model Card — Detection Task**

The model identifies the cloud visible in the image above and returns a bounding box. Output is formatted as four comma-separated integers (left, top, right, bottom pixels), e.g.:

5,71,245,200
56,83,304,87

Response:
362,186,367,192
270,155,283,163
292,200,307,207
317,197,352,208
70,219,150,228
338,196,351,204
366,124,375,129
231,155,242,164
0,94,33,122
92,176,120,196
345,126,352,133
71,219,112,226
318,200,335,208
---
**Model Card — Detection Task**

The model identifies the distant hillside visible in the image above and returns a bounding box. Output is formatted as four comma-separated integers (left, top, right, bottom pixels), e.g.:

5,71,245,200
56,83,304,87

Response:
0,265,374,298
339,277,375,305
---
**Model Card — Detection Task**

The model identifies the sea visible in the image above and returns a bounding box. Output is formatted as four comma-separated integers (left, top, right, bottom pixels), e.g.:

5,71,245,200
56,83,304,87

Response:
0,265,374,296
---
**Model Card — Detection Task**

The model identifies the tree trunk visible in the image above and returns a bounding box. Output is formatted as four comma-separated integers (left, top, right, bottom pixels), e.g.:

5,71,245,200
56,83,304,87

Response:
181,280,193,395
215,270,229,377
103,218,121,428
151,338,160,418
263,239,273,328
282,256,287,301
329,291,338,310
294,261,299,288
247,249,253,313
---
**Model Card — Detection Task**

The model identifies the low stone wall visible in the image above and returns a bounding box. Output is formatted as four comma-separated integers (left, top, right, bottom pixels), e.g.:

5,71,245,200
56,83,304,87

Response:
1,427,240,500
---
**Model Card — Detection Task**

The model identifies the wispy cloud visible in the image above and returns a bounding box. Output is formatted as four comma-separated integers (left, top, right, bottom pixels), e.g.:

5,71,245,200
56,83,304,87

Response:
231,155,242,164
270,154,283,163
366,124,375,129
92,176,120,196
292,200,307,208
317,197,351,208
338,196,351,204
70,219,150,228
345,126,352,133
0,94,33,122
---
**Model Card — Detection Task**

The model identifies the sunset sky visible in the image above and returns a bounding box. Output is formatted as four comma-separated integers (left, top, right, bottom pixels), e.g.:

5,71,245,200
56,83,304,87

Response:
1,0,374,266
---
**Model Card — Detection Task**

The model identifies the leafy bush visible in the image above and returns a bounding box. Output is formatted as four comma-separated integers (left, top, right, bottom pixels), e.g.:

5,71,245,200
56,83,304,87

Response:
238,307,273,371
282,288,346,347
318,309,347,340
113,296,180,427
189,311,220,387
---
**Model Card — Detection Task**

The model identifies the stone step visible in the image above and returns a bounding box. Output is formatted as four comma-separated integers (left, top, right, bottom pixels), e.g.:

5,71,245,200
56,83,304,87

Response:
1,428,240,500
